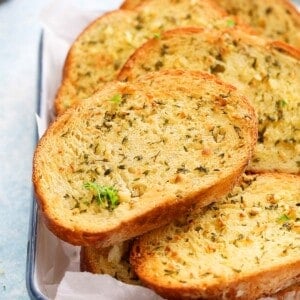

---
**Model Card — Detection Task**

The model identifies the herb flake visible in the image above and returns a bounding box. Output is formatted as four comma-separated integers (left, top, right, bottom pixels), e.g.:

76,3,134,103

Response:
277,214,291,223
226,19,235,27
110,93,122,105
84,182,119,210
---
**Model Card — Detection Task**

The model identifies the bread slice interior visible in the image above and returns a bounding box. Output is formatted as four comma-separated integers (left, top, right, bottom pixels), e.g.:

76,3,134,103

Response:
33,70,257,247
131,173,300,300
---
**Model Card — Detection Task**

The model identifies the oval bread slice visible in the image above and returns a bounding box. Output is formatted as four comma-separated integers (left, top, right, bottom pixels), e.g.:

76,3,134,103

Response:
81,242,299,299
131,173,300,300
54,0,233,115
214,0,300,49
120,0,300,48
118,27,300,174
33,70,257,247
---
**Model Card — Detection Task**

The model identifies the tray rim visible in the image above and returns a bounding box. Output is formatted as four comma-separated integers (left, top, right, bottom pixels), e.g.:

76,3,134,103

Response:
26,30,48,300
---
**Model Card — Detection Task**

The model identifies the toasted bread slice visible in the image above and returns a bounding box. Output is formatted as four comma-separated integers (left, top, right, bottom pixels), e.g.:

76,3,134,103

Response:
215,0,300,49
33,70,257,247
81,241,299,298
120,0,300,48
131,173,300,300
54,0,233,115
120,0,144,9
118,27,300,174
80,241,140,285
80,250,300,300
81,173,300,298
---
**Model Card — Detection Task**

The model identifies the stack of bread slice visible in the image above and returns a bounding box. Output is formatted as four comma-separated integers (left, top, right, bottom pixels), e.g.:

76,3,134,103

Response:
82,173,300,299
54,0,245,115
33,0,300,298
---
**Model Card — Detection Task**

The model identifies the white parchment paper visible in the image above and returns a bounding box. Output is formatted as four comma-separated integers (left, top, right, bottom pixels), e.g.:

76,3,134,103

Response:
35,1,300,299
56,272,163,300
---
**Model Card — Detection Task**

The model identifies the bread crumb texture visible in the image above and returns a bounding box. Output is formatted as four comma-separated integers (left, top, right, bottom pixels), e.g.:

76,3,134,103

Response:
81,241,140,285
131,173,300,300
33,70,256,246
119,27,300,174
55,0,231,114
215,0,300,48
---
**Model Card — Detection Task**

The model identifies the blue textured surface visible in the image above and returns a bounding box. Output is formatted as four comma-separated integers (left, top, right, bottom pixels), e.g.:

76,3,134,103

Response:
0,1,47,299
0,0,299,299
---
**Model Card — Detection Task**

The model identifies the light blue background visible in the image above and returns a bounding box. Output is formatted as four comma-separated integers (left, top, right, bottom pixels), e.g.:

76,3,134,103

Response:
0,0,299,299
0,1,47,298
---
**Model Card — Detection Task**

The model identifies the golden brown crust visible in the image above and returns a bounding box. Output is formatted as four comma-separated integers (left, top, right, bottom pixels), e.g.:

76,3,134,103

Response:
120,0,144,9
131,261,300,300
279,0,298,25
270,40,300,60
122,0,300,23
120,0,229,15
80,246,89,272
131,256,300,300
33,70,257,247
275,282,300,300
119,26,300,81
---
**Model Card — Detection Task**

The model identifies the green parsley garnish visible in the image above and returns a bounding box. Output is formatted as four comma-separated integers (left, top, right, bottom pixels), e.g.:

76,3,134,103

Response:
110,94,122,105
277,214,291,223
226,19,235,27
153,33,161,39
84,182,119,210
278,99,288,107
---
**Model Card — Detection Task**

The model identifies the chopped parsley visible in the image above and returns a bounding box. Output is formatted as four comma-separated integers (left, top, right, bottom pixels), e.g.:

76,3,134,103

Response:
277,214,291,223
277,99,288,107
110,93,122,105
153,33,161,39
226,19,235,27
83,182,119,210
